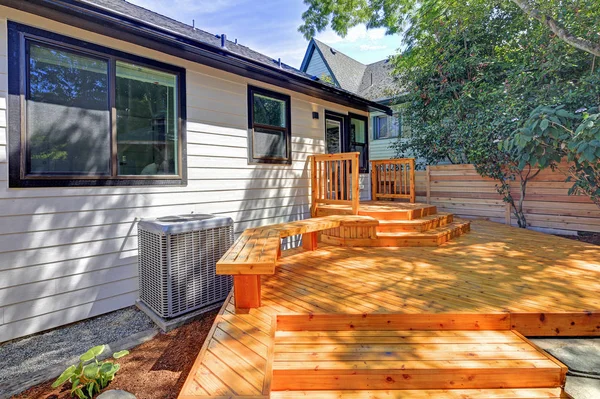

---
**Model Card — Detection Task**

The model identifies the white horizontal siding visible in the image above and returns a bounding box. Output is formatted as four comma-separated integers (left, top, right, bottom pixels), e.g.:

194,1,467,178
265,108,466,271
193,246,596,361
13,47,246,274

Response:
0,6,368,342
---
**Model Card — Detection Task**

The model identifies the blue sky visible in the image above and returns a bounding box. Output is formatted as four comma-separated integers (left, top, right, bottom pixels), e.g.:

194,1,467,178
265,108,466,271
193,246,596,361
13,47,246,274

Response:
127,0,404,68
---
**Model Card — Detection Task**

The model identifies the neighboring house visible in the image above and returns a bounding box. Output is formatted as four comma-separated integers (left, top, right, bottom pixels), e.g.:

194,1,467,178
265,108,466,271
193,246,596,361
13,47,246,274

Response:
0,0,391,343
300,38,410,162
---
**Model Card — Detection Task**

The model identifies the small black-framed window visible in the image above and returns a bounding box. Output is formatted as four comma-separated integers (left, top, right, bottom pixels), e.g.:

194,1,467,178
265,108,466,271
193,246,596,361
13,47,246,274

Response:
374,113,401,140
7,22,187,188
348,113,369,173
247,85,292,165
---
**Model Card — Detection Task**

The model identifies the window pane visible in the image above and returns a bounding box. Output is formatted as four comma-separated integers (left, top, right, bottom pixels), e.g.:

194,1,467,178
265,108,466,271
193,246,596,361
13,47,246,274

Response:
27,43,110,174
326,119,341,154
376,116,389,139
116,61,178,176
253,127,287,159
350,118,366,144
253,93,286,127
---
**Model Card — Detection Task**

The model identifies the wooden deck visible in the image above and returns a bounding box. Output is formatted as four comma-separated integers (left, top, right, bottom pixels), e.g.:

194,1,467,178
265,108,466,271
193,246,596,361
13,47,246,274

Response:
179,220,600,399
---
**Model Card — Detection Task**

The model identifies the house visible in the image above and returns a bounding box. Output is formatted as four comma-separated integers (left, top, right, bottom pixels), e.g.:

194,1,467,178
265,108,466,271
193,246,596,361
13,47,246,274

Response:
0,0,392,343
300,38,409,162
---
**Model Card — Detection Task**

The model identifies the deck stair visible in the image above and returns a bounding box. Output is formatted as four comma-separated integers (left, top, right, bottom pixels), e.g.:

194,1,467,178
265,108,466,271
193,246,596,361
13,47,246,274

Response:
318,202,471,247
271,317,569,397
377,212,454,233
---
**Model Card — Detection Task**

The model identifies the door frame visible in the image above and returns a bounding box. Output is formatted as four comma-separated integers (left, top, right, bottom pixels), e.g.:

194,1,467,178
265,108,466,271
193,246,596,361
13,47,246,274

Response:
348,112,369,173
324,110,348,154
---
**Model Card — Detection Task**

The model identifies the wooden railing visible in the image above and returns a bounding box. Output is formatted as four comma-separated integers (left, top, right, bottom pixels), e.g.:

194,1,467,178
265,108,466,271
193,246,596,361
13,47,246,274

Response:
310,152,360,216
371,158,416,203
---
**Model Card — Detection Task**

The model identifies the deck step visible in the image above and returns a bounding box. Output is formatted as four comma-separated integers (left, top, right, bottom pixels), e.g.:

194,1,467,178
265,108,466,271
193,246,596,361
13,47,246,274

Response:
321,220,470,247
271,388,572,399
356,202,438,220
377,213,454,233
271,329,567,392
375,220,470,246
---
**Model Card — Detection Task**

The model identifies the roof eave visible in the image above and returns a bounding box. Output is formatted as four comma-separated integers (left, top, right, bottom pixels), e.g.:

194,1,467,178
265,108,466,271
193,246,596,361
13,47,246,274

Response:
1,0,391,115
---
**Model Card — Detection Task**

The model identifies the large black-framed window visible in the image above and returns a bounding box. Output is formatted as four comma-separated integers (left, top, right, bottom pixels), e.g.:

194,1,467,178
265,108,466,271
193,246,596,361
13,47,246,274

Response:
8,22,187,187
247,85,292,165
348,113,369,173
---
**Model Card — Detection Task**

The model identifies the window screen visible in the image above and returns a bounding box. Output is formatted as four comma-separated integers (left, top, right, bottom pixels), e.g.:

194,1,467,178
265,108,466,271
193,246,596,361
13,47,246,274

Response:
27,43,110,175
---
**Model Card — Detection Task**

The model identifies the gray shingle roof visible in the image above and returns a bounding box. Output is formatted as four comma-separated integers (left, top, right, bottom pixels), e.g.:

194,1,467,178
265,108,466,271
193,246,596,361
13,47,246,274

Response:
312,39,367,94
303,39,405,102
358,60,397,102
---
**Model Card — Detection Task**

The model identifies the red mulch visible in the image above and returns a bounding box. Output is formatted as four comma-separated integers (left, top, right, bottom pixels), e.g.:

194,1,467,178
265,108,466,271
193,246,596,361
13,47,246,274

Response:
15,310,218,399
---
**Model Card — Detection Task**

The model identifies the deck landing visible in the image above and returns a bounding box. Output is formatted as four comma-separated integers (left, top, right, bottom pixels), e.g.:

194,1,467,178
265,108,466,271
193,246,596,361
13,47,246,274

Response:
179,220,600,398
316,201,437,220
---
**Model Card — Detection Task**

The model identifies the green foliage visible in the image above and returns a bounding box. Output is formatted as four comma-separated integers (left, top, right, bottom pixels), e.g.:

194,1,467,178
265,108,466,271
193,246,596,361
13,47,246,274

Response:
504,105,600,207
319,73,336,85
52,345,129,399
300,0,600,227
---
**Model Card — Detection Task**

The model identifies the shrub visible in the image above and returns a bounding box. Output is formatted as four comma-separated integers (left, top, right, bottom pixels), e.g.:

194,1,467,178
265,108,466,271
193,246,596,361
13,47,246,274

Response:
52,345,129,399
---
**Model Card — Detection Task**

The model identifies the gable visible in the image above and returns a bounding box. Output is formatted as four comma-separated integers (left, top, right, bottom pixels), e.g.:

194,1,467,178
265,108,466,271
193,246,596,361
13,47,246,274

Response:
305,49,335,83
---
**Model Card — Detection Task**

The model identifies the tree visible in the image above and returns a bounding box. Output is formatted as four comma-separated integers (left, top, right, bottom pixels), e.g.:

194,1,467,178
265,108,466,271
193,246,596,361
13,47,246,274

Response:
300,0,600,227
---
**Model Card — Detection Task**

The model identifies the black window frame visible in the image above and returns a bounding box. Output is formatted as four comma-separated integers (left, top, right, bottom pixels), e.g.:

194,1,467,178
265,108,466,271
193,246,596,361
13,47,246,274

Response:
247,85,292,165
7,21,187,188
347,113,369,173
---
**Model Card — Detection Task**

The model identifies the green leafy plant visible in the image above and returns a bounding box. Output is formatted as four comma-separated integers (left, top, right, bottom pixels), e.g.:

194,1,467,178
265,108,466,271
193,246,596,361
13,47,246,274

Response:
504,105,600,207
52,345,129,399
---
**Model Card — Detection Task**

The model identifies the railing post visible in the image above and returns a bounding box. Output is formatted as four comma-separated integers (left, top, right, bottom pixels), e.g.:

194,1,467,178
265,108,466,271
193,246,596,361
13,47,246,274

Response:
310,155,317,217
370,160,377,201
352,153,360,215
410,158,416,203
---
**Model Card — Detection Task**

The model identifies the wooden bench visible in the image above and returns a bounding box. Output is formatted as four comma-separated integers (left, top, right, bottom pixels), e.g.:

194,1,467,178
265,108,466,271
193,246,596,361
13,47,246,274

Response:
216,215,378,309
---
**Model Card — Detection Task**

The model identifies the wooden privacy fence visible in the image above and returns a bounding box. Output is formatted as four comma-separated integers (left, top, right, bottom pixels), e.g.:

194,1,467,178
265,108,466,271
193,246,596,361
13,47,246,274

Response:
415,164,600,233
371,158,416,203
310,152,360,216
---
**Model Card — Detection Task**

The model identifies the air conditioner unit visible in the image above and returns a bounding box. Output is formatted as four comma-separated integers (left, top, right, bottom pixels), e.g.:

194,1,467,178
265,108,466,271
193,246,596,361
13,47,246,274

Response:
137,214,234,318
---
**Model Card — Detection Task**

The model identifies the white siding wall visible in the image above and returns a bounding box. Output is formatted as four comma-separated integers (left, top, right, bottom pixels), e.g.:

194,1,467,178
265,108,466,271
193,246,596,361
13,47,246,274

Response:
0,7,368,343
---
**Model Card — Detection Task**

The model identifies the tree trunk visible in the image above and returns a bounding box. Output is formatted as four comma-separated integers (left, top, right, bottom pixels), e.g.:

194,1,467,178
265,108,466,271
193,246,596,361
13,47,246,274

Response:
514,178,528,228
511,0,600,57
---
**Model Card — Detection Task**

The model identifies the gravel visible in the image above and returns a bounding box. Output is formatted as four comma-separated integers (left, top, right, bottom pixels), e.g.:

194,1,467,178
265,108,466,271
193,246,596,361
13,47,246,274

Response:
0,306,155,397
531,338,600,399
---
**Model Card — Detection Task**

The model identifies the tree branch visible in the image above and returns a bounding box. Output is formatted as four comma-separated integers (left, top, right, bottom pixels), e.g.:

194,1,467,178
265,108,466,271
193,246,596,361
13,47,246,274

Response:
511,0,600,57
